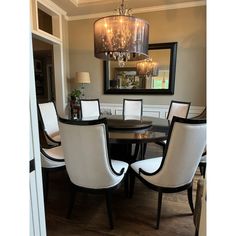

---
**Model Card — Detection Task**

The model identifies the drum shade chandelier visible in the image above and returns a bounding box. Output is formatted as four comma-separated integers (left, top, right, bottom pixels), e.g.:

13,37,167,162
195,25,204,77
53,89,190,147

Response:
136,58,159,76
94,0,149,67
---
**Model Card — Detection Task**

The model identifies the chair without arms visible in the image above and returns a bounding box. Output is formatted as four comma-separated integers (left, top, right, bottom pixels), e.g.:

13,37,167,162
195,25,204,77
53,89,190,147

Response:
79,99,101,119
40,145,65,203
58,118,129,229
123,98,143,120
191,108,207,177
130,117,206,229
38,102,61,146
155,100,191,152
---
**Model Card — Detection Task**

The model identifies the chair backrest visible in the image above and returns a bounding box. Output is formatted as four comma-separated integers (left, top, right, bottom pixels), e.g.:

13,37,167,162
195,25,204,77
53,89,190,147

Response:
150,117,206,188
123,99,143,120
80,99,101,119
38,102,59,138
58,118,123,189
167,100,191,122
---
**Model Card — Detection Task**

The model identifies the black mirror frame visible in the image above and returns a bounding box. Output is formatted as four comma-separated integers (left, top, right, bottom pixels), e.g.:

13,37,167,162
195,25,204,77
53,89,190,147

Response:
103,42,178,95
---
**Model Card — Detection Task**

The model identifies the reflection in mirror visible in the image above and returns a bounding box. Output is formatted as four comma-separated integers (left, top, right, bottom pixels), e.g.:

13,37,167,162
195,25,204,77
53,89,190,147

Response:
104,42,177,95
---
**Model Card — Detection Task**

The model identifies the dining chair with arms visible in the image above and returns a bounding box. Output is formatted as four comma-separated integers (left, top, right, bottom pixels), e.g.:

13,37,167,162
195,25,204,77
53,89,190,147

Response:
79,98,101,119
155,100,191,151
123,98,143,120
38,101,61,146
58,117,129,229
130,117,206,229
40,145,65,203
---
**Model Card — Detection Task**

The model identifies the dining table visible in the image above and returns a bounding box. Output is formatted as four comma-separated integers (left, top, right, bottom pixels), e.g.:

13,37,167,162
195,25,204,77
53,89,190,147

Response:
81,115,170,163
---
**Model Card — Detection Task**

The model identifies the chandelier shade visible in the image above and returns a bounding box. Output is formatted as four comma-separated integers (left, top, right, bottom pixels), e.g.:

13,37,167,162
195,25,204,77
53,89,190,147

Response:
136,58,159,76
94,1,149,67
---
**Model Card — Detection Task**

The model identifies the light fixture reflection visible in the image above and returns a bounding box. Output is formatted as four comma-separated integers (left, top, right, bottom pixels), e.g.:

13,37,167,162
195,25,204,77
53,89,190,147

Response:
136,58,159,76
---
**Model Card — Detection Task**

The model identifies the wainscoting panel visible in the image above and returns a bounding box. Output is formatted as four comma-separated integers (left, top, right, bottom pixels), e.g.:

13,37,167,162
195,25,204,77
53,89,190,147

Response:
100,103,205,119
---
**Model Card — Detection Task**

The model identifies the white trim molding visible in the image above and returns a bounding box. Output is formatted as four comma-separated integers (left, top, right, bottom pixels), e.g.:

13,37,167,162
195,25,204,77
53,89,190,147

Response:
67,0,206,21
100,103,205,119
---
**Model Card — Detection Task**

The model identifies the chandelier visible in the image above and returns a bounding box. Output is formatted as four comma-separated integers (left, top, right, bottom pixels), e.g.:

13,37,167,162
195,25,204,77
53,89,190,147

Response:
94,0,149,67
136,58,159,76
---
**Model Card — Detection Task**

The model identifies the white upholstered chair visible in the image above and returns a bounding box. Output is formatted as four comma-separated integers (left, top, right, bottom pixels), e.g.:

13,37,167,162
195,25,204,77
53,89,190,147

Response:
156,100,191,151
166,100,191,122
130,117,206,229
38,102,61,146
191,108,207,177
79,99,101,119
58,117,129,229
122,98,143,159
123,98,143,120
40,145,65,202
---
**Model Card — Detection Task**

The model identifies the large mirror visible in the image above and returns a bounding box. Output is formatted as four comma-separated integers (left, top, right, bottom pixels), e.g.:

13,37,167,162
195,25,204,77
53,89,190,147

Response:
104,42,177,95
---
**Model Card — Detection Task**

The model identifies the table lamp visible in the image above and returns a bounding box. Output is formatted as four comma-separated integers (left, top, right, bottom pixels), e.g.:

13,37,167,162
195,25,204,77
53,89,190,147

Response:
75,72,91,98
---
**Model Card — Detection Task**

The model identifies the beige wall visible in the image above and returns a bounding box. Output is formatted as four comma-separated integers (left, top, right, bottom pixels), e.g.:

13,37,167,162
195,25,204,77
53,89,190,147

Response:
68,6,206,106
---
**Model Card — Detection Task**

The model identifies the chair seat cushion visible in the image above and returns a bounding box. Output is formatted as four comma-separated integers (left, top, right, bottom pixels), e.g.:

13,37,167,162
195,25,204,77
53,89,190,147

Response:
51,133,61,142
41,146,65,168
111,159,129,174
131,157,163,174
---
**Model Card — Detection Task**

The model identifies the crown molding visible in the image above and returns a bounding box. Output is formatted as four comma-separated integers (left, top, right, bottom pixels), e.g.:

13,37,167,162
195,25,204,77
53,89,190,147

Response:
66,0,206,21
38,0,67,16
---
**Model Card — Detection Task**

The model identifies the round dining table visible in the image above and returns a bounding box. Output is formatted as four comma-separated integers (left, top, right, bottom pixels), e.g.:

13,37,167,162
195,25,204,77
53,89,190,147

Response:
100,115,170,162
75,114,170,162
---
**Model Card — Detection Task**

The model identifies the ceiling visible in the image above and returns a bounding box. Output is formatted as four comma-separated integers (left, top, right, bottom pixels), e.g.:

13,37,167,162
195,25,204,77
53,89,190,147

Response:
50,0,205,19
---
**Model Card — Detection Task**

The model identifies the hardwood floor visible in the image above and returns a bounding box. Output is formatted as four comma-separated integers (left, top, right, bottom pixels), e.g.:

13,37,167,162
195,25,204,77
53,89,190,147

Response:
44,143,201,236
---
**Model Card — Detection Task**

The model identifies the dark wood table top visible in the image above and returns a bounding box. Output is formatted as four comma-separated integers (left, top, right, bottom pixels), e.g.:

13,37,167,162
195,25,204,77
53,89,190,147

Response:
79,115,169,144
100,115,170,132
109,129,167,144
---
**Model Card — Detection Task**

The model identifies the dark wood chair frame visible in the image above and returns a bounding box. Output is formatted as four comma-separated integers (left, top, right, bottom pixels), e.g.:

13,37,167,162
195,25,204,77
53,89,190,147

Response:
130,117,206,229
79,98,101,119
59,117,128,229
40,147,65,204
37,101,61,146
199,150,206,178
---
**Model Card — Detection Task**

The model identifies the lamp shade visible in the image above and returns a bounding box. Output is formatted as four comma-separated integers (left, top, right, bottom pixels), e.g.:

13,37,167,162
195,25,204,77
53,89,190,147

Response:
75,72,90,84
93,0,149,67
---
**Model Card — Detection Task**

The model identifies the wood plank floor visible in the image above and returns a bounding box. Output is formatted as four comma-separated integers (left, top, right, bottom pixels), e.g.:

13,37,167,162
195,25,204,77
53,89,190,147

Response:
44,143,201,236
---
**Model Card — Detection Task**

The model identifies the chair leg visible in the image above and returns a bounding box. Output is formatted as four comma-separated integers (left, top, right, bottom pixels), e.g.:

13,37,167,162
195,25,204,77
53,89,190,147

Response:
67,184,77,219
156,192,163,229
199,163,206,178
187,185,194,214
105,190,114,229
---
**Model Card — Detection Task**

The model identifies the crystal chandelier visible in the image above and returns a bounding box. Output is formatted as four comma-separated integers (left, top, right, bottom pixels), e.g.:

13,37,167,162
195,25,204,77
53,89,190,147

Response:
94,0,149,67
136,58,159,76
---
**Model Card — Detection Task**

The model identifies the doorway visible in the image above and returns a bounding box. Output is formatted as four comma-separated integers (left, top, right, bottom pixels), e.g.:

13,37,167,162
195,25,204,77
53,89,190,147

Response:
32,38,55,103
